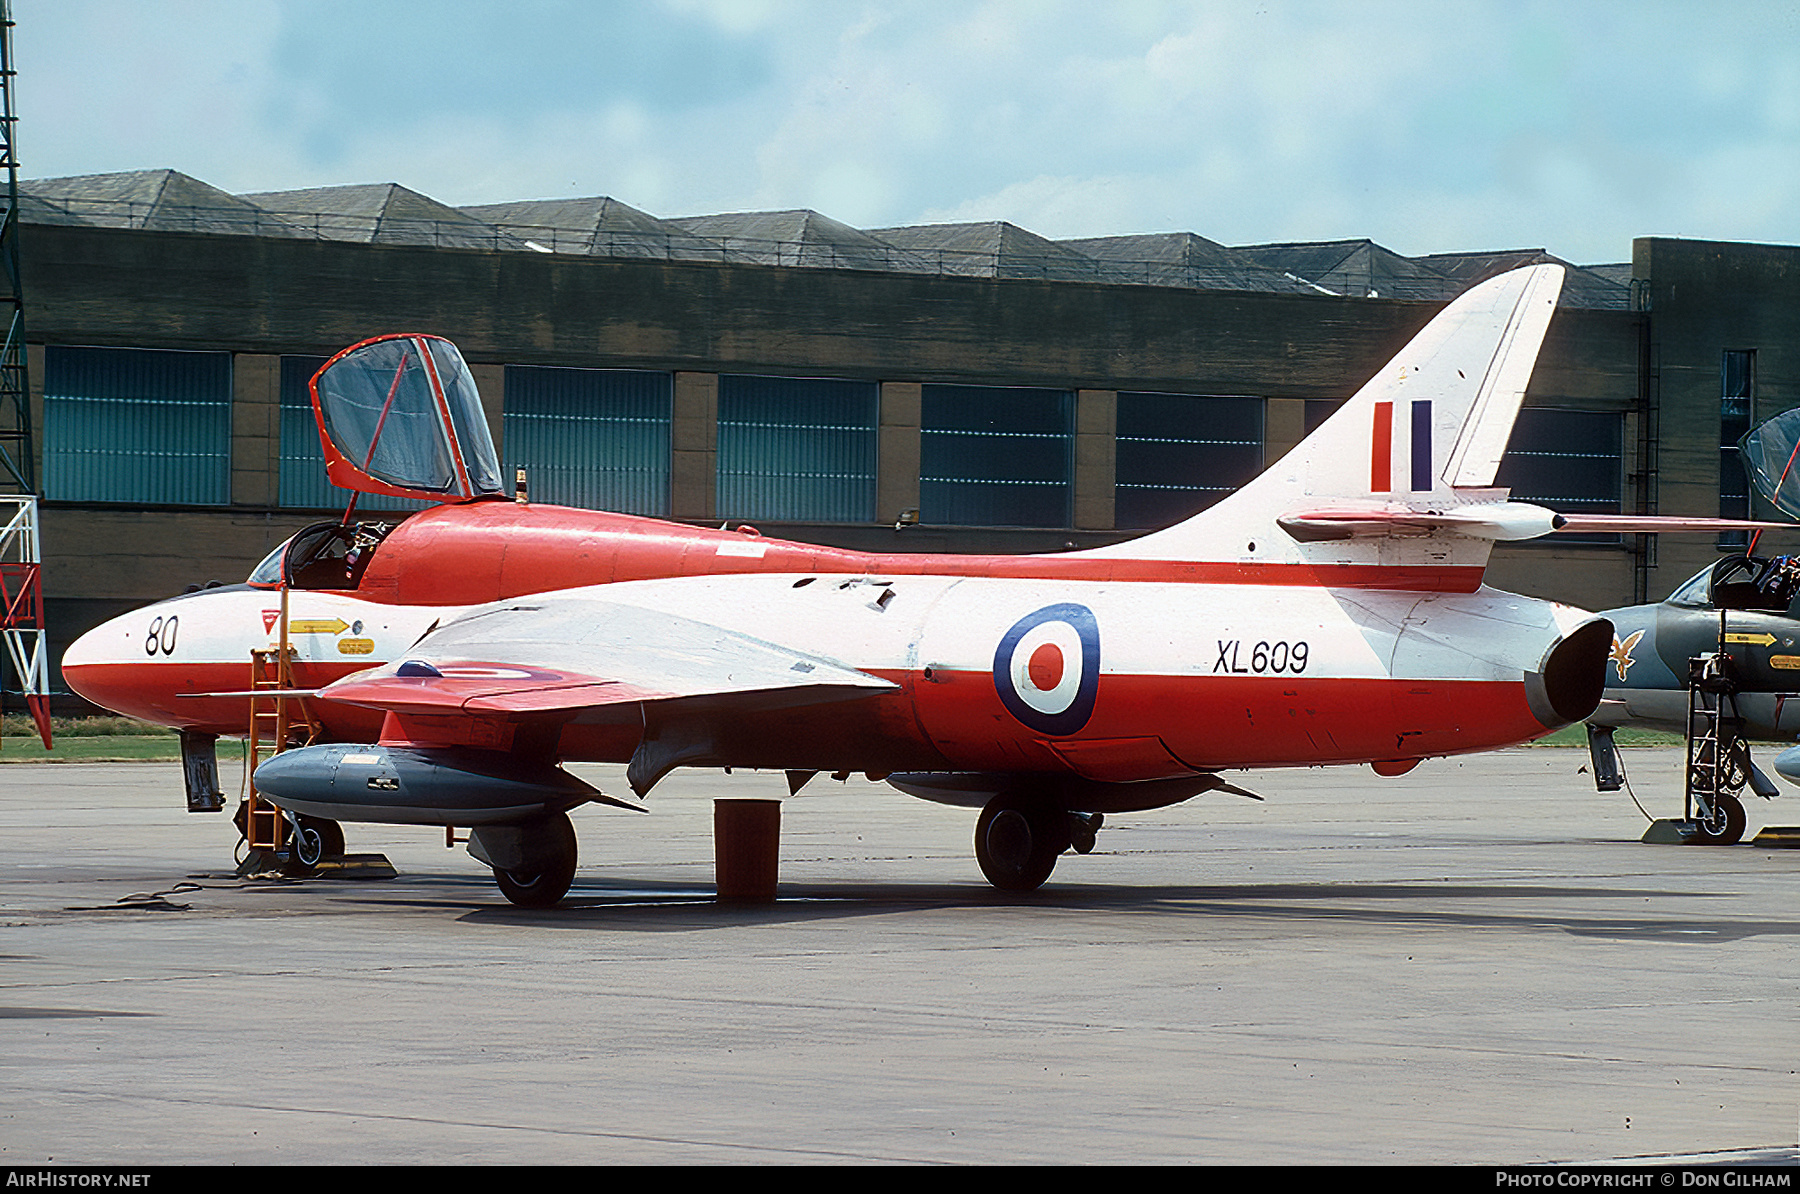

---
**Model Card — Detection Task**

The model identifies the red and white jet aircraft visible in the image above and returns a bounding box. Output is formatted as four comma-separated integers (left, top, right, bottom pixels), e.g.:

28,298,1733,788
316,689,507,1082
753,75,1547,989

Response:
68,263,1660,903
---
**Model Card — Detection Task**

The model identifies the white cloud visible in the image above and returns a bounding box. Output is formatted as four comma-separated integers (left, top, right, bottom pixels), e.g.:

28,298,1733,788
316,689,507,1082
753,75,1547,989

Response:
15,0,1800,262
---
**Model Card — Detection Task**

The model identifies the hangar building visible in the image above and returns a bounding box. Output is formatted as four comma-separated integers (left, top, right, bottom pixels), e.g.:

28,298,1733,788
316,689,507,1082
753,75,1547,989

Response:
13,169,1800,700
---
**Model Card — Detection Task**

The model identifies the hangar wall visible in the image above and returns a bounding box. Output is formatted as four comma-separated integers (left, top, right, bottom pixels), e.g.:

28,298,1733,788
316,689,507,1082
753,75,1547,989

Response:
20,220,1800,697
1631,238,1800,600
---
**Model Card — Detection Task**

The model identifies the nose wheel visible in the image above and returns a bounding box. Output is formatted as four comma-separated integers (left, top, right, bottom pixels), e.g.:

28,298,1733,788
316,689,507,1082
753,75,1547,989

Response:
1690,791,1747,846
283,815,345,876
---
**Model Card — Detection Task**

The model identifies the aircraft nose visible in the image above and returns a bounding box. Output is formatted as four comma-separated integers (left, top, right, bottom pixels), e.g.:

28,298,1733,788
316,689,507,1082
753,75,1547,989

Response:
61,602,185,722
61,611,138,711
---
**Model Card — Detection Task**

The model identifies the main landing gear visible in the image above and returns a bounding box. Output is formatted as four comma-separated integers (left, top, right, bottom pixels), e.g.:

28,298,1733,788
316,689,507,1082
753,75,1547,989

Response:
974,792,1102,892
469,810,579,908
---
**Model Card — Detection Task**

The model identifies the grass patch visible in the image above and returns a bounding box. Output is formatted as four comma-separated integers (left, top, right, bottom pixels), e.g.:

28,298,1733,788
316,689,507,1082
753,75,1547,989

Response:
1,715,248,762
1530,724,1683,747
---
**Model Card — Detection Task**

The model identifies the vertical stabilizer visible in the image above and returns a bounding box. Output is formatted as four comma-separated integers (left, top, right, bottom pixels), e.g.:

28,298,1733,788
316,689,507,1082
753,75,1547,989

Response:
1081,264,1565,570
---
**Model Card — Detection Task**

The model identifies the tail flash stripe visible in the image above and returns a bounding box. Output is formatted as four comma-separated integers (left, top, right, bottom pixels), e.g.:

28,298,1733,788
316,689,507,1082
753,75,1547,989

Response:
1372,402,1393,492
1410,400,1433,491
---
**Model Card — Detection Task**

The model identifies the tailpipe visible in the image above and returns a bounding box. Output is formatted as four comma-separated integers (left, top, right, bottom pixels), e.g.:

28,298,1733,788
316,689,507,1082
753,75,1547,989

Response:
1524,617,1614,730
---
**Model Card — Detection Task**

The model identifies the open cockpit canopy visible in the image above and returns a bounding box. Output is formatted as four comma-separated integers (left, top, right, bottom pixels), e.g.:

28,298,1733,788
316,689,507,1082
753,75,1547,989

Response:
309,334,503,503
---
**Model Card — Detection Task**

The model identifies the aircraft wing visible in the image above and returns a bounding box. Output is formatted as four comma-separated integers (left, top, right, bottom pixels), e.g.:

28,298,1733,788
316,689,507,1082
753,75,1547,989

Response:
316,597,896,718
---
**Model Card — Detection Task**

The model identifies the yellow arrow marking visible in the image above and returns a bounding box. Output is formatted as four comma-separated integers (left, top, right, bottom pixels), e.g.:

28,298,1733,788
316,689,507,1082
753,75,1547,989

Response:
288,618,350,635
1724,632,1777,646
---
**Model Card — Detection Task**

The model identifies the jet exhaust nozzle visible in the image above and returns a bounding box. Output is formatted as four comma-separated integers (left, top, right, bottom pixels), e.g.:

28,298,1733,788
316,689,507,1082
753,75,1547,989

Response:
1525,618,1615,730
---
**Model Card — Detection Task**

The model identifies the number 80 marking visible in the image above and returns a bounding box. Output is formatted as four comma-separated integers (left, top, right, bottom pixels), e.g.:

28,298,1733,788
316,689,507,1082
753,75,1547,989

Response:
144,615,178,656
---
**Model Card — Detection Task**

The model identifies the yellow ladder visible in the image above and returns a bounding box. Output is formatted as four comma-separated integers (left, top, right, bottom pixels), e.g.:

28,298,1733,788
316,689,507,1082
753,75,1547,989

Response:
243,589,320,851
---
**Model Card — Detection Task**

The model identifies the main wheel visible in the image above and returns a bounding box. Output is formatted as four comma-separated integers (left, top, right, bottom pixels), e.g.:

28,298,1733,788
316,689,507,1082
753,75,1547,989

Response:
975,794,1068,892
493,811,578,907
1691,791,1747,846
282,815,344,877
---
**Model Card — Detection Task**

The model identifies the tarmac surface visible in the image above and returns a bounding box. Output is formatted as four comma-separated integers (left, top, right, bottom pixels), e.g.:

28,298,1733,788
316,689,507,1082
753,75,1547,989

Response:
1,746,1798,1166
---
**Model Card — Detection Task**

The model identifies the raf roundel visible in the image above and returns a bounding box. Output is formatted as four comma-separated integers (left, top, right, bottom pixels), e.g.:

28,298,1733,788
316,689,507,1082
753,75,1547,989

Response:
992,603,1101,736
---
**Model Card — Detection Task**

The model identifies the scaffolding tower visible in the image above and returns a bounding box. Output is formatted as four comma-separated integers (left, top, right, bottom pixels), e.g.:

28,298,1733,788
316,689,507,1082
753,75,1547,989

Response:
0,0,26,494
0,1,48,748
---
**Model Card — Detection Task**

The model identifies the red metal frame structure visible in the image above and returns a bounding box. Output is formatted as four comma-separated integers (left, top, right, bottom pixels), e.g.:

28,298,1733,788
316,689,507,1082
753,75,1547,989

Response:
0,5,44,749
1,495,49,747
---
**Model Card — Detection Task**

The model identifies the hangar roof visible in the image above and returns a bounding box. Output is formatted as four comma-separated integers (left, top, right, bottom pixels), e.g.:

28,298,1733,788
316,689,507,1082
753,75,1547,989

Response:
17,168,1633,309
868,221,1111,282
1416,249,1630,310
458,196,723,260
1061,232,1325,294
1230,239,1456,302
665,209,909,271
24,169,310,237
238,183,530,250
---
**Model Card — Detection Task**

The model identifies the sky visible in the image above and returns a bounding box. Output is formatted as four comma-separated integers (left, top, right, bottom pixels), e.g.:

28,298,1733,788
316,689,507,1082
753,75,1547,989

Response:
18,0,1800,264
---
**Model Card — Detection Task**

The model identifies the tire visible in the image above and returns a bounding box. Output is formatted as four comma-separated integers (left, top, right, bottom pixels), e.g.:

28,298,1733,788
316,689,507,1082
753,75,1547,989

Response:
974,794,1067,892
282,815,343,877
493,811,578,908
1691,791,1747,846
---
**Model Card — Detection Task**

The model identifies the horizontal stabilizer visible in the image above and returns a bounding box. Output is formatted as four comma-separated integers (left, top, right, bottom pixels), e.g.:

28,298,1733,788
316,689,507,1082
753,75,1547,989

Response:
1551,513,1795,535
1281,502,1796,544
1280,498,1563,542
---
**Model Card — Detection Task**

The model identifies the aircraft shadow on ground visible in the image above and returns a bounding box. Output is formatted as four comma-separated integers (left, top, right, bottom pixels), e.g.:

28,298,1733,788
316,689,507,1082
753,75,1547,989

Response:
302,875,1800,943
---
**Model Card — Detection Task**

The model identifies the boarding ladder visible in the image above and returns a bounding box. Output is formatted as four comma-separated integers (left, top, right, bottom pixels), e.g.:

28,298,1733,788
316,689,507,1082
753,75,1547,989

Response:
1684,651,1748,820
243,585,319,852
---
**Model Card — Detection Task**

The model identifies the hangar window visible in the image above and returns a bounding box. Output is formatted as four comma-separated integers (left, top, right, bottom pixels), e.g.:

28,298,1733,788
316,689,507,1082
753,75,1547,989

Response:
43,346,231,505
278,356,428,512
1303,398,1347,436
1114,392,1263,529
920,385,1073,527
1494,408,1623,541
717,375,876,523
505,366,672,516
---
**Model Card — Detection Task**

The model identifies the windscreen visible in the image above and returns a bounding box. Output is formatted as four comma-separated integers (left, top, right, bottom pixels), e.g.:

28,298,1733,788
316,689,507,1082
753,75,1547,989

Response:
310,335,503,502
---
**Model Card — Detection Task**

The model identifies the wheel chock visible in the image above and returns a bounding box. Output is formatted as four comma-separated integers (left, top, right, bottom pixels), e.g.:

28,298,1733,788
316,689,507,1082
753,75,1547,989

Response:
234,850,397,879
1641,819,1702,844
1751,826,1800,848
235,848,286,876
310,853,398,879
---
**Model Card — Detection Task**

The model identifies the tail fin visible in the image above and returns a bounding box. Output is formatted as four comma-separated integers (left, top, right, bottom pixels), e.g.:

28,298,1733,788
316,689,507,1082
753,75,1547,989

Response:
1085,263,1565,567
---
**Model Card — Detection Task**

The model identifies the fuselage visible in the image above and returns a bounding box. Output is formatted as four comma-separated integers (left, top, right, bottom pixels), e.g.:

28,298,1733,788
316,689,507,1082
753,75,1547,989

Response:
63,499,1605,777
1595,596,1800,739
